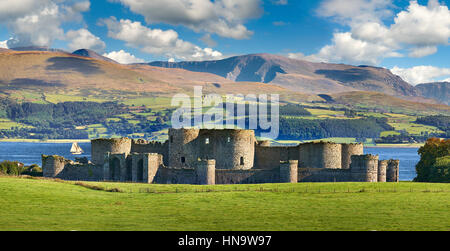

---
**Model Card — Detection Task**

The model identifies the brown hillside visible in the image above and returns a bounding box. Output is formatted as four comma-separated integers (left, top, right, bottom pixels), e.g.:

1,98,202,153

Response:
0,50,290,95
149,53,419,98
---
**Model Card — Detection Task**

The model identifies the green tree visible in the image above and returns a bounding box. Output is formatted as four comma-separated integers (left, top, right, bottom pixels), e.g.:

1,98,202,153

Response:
414,138,450,182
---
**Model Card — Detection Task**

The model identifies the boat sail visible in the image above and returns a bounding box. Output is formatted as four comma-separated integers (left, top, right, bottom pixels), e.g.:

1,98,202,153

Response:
70,142,84,155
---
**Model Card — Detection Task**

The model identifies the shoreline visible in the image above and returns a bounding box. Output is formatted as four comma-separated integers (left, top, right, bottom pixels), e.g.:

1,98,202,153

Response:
366,144,423,148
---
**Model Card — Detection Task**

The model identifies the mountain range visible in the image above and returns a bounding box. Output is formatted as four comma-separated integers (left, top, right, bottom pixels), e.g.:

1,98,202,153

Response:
415,82,449,105
149,53,448,105
0,48,448,115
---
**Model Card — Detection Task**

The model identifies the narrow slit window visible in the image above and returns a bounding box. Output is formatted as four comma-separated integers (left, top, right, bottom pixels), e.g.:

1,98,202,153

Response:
181,157,186,164
205,138,210,144
240,157,244,165
227,137,231,143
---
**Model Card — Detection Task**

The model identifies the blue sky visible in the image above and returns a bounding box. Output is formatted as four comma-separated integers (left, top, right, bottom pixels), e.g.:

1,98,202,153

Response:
0,0,449,84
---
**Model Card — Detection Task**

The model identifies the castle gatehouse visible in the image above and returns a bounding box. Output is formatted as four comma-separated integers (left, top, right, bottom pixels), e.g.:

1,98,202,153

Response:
42,129,400,184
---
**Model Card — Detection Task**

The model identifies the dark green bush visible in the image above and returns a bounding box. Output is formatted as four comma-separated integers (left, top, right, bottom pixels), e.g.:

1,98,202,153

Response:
428,156,450,183
22,164,43,177
0,161,25,176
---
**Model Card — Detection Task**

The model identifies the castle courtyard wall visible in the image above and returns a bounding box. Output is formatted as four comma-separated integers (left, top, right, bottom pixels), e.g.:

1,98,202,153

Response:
54,163,104,181
298,168,351,182
254,145,299,170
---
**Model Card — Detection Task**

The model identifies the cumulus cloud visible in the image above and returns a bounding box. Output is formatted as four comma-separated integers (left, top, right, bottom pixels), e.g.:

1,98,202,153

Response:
389,1,450,47
100,17,223,61
66,29,106,52
0,40,8,49
114,0,263,39
391,65,450,85
0,0,91,48
103,50,145,64
292,32,402,65
408,46,438,58
317,0,393,24
299,0,450,65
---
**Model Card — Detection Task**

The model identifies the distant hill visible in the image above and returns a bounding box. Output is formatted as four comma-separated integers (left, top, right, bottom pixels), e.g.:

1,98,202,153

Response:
149,53,419,98
72,49,118,64
415,82,449,105
0,50,288,97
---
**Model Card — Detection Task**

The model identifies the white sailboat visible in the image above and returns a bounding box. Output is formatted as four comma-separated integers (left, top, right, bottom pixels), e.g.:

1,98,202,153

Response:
70,142,84,155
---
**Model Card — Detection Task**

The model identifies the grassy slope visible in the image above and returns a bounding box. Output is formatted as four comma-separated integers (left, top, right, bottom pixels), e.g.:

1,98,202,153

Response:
1,177,449,231
332,91,450,115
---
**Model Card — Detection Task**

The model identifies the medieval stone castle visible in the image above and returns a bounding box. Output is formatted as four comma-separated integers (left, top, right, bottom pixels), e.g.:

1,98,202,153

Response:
42,129,400,184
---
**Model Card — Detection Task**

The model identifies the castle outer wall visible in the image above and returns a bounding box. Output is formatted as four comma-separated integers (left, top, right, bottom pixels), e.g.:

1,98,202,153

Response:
41,129,400,185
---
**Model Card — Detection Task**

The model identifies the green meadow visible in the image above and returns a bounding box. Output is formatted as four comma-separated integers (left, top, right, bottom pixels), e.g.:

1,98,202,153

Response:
0,176,449,231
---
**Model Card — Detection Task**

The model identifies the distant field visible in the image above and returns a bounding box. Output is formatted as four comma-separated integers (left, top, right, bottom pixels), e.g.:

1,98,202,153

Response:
45,94,107,104
389,122,444,135
0,118,33,130
0,177,449,231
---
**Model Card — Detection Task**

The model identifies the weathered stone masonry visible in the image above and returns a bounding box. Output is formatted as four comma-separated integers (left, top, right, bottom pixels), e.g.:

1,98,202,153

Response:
42,129,400,184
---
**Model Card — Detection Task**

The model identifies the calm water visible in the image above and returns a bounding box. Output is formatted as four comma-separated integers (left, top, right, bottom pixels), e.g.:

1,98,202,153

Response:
0,142,91,167
0,142,420,181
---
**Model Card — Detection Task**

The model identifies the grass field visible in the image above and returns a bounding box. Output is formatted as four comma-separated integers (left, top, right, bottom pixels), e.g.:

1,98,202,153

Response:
0,118,34,130
0,176,449,231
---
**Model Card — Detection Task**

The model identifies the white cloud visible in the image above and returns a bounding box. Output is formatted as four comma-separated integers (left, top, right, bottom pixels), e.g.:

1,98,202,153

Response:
287,52,322,62
317,0,393,24
100,17,223,61
0,0,91,48
0,0,49,22
408,46,438,58
389,0,450,47
308,0,450,65
391,65,450,85
114,0,262,39
103,50,145,64
309,32,402,65
66,29,106,52
0,40,8,49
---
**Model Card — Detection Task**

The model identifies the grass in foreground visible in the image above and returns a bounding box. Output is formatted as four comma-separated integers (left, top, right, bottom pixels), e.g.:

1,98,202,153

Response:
0,176,449,231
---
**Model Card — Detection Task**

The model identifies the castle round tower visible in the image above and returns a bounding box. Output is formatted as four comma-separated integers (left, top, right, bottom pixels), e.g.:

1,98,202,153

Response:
341,143,364,169
378,160,388,182
168,129,256,170
208,129,256,170
299,142,342,169
91,138,132,166
168,128,200,168
350,154,379,182
387,159,400,182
